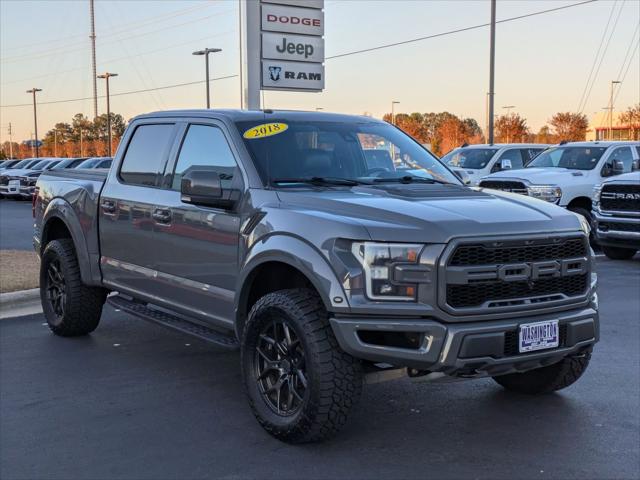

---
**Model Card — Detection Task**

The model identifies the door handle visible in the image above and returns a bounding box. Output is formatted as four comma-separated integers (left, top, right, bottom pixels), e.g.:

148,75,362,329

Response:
101,200,116,214
152,208,172,224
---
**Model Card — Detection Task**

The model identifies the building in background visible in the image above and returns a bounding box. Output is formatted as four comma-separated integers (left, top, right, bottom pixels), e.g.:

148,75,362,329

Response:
587,111,640,141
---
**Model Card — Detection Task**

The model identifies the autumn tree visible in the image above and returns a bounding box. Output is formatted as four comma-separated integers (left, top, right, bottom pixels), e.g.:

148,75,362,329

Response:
619,104,640,140
549,112,588,142
536,126,557,144
494,113,529,143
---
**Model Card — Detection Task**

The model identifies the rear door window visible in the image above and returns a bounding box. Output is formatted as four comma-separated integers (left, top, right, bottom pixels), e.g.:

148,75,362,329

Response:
119,124,175,186
496,149,525,169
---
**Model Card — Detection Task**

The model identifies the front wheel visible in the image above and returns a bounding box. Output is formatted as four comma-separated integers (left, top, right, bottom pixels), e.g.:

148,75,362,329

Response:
40,239,107,336
241,288,362,443
602,245,637,260
492,348,592,394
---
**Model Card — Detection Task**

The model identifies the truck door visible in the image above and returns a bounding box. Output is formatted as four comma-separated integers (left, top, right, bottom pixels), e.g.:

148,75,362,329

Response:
99,121,178,298
141,121,245,330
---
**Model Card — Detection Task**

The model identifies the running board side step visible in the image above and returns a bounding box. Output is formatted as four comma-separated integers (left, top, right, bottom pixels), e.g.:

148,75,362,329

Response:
107,295,238,350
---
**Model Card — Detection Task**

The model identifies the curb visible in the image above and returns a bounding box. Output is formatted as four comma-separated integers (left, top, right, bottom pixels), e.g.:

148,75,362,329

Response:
0,288,42,319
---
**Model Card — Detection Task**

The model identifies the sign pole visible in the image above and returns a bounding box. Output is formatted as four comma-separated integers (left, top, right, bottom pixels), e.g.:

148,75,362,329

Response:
242,0,262,110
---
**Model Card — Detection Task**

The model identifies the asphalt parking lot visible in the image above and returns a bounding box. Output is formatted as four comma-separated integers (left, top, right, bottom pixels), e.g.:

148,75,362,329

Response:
1,241,639,479
0,200,32,250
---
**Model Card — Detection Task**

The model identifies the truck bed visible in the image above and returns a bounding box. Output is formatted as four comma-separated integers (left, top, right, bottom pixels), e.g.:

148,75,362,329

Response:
34,169,109,286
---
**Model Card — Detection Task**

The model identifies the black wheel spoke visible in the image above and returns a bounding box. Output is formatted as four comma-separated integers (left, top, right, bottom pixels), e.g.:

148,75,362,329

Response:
296,369,308,388
254,316,307,417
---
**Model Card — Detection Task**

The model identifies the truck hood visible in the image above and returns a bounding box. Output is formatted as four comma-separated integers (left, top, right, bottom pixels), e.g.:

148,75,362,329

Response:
0,169,35,178
275,183,582,243
483,167,589,185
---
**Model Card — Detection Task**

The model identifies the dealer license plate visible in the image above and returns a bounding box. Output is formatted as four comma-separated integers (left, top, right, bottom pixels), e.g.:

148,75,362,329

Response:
8,179,19,193
519,320,559,353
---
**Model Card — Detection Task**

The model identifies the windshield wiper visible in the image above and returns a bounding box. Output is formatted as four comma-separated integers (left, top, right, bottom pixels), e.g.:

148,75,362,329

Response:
271,176,369,187
373,175,452,185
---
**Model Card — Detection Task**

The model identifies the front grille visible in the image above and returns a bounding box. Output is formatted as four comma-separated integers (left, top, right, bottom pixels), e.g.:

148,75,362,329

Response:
600,184,640,212
479,180,528,195
503,323,568,356
0,176,8,186
447,274,588,308
598,221,640,233
445,237,589,311
450,239,586,266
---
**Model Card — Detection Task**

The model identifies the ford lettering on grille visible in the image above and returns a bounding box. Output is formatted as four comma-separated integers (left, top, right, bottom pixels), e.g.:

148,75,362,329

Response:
447,258,588,285
444,237,589,311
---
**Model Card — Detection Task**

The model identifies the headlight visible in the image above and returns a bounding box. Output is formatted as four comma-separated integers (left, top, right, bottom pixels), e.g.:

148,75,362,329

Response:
592,184,603,208
526,185,562,203
351,242,423,301
579,215,591,235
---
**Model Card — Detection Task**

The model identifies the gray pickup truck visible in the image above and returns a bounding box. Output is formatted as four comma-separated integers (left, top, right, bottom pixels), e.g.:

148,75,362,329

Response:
34,110,599,443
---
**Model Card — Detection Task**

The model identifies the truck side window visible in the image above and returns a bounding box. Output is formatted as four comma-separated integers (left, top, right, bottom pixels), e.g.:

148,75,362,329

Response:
493,149,524,171
608,147,634,174
172,124,239,191
119,124,175,186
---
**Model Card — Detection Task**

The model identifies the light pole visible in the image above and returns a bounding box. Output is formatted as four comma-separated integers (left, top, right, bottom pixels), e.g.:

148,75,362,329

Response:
26,88,42,157
609,80,621,140
193,48,222,109
54,129,58,157
488,0,496,144
502,106,516,143
391,101,400,125
97,72,118,156
7,123,13,159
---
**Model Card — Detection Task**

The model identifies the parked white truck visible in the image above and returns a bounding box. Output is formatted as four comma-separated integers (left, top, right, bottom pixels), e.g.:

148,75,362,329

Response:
592,171,640,260
479,141,640,226
441,143,548,186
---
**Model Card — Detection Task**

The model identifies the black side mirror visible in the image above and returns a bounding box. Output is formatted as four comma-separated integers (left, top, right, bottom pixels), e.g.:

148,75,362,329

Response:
180,169,237,209
612,159,625,175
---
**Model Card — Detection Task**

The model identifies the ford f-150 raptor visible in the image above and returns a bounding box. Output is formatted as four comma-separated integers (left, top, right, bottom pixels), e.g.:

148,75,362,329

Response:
34,110,599,443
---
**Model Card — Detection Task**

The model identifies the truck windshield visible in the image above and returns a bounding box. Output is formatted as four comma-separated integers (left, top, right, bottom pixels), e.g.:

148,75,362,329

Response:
442,148,499,169
526,146,607,170
236,120,460,186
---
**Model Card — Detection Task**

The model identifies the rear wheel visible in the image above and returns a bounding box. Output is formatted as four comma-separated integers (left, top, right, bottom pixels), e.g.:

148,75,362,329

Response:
602,245,637,260
492,348,592,394
40,239,107,336
241,288,362,443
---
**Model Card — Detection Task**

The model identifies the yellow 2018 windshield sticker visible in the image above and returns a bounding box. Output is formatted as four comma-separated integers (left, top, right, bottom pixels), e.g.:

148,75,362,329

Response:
243,122,288,139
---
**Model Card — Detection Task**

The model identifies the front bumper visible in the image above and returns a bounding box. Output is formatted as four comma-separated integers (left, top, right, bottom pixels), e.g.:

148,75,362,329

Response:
593,210,640,249
330,306,598,377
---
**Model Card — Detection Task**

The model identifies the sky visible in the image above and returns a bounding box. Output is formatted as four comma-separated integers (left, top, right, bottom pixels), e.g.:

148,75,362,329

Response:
1,0,639,143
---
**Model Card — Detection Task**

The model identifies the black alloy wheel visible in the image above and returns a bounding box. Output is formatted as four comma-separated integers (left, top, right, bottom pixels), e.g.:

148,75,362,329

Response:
254,318,308,416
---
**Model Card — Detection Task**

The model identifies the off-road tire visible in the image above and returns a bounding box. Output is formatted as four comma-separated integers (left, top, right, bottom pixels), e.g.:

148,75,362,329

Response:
241,288,362,443
602,245,637,260
40,239,107,336
492,348,592,394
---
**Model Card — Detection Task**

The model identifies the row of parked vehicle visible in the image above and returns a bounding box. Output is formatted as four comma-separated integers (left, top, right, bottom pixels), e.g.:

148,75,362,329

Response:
0,156,112,199
442,140,640,260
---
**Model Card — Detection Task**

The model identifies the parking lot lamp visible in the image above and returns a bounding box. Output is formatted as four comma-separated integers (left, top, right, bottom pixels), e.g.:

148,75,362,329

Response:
26,88,42,157
391,101,400,125
193,48,222,109
97,73,118,156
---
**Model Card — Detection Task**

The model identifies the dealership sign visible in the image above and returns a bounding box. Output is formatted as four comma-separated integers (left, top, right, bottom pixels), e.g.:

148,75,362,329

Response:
262,32,324,62
257,0,325,92
262,60,324,90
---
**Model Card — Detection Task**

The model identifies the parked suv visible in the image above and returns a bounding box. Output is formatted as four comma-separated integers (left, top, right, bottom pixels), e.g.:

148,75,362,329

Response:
593,171,640,259
34,110,598,442
479,141,640,226
441,143,547,185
